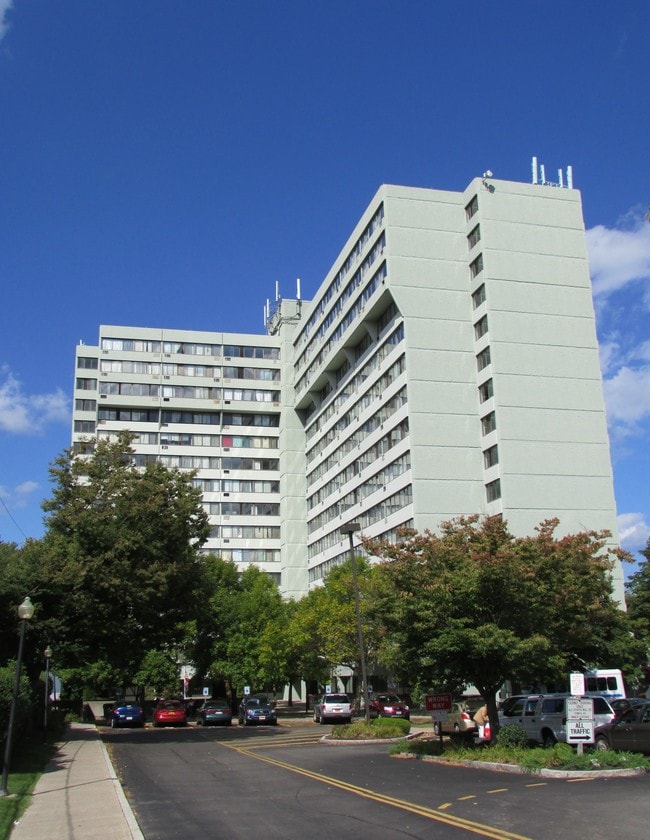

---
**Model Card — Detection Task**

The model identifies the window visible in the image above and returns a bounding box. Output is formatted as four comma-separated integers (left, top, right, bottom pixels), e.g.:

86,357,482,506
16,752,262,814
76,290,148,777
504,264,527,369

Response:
76,378,97,391
467,224,481,250
483,445,498,469
472,284,486,309
481,412,496,435
486,479,501,502
476,347,491,371
474,315,488,339
470,254,484,279
478,379,493,402
74,420,95,433
465,195,479,220
75,399,96,411
77,357,98,369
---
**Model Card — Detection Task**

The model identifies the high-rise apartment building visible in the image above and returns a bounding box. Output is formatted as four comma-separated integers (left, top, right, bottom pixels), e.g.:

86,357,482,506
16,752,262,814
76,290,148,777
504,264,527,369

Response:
71,173,625,603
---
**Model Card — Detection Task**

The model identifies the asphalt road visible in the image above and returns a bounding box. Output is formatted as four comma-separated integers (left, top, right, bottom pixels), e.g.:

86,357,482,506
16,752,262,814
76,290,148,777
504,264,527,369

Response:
103,723,650,840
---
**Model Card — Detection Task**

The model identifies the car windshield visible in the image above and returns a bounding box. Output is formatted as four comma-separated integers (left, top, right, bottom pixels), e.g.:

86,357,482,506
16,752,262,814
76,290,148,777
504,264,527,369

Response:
246,697,270,707
377,695,401,703
324,695,349,703
159,701,182,710
204,701,228,709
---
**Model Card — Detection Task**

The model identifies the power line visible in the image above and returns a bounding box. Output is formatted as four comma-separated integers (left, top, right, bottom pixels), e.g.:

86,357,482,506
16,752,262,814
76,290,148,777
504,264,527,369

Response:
0,494,29,542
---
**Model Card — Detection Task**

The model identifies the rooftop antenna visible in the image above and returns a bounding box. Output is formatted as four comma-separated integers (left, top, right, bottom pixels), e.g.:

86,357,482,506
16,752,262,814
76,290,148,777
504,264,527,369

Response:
532,156,538,184
566,166,573,189
296,277,301,300
275,281,280,302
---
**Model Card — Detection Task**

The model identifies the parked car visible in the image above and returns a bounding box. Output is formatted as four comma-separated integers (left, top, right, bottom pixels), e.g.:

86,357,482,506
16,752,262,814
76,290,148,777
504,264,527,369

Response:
610,697,647,719
313,693,353,724
196,698,233,726
595,701,650,754
153,699,188,727
238,695,278,726
106,702,145,728
433,702,476,735
499,693,616,746
367,693,410,720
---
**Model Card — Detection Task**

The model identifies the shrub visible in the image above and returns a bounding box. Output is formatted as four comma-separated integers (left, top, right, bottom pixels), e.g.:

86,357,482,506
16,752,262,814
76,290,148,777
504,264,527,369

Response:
329,716,410,740
371,717,410,737
496,724,529,749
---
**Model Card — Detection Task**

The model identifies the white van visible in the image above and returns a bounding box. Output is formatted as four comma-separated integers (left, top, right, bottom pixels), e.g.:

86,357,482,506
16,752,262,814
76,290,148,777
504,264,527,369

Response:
583,669,626,700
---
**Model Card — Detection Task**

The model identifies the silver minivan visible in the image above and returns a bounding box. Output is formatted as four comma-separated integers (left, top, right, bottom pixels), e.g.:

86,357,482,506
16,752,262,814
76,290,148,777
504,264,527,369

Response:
499,693,616,746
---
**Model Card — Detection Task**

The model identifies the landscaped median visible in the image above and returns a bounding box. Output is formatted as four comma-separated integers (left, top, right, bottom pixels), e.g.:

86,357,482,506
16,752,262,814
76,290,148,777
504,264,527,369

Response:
324,717,412,743
387,733,650,778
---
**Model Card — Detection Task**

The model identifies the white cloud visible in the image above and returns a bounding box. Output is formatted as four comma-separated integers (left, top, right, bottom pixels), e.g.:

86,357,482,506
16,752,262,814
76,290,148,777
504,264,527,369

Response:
0,0,13,43
0,367,70,435
617,512,650,555
0,480,39,511
587,215,650,298
603,365,650,425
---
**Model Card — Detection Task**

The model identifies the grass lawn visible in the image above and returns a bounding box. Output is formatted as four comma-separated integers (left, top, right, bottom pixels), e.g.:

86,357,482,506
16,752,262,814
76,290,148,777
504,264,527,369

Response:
0,735,57,840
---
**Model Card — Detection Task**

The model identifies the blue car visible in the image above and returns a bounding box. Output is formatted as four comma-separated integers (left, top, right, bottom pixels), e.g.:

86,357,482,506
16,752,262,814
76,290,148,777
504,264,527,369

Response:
107,702,145,728
237,695,278,726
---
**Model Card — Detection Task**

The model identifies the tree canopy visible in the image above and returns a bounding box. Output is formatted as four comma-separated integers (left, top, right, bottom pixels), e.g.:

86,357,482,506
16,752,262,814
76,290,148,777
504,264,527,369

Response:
366,516,640,733
34,432,210,694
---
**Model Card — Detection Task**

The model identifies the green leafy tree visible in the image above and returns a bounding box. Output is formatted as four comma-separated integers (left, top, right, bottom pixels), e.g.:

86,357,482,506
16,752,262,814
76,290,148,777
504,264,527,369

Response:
368,516,640,738
287,557,381,704
35,433,210,694
135,650,180,698
626,539,650,641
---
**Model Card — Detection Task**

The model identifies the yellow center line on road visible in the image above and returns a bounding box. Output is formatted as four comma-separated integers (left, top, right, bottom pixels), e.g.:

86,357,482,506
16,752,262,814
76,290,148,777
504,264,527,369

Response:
219,742,532,840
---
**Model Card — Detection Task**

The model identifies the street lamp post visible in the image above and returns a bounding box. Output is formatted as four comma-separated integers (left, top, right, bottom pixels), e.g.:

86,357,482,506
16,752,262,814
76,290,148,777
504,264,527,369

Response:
0,597,35,797
43,646,53,733
340,522,370,722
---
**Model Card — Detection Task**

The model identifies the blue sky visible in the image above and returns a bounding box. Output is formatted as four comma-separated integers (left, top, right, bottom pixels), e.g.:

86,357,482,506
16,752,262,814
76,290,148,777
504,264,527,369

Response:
1,1,649,573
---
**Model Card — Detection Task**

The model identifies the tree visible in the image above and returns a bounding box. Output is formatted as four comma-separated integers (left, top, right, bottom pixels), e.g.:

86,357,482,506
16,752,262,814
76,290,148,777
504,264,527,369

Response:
626,538,650,640
367,516,640,738
287,557,381,704
35,433,210,694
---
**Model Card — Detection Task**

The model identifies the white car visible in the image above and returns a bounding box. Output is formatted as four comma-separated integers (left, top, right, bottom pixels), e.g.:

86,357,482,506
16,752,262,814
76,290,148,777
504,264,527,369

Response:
313,693,353,724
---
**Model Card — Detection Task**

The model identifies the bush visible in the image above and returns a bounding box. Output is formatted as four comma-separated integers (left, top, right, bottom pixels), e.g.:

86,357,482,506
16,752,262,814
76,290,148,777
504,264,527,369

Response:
496,724,529,749
0,662,32,748
329,716,411,740
372,717,411,737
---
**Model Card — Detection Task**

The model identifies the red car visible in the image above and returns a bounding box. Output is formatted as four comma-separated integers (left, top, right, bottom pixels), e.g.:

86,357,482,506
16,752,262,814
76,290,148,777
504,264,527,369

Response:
153,700,187,727
367,693,410,720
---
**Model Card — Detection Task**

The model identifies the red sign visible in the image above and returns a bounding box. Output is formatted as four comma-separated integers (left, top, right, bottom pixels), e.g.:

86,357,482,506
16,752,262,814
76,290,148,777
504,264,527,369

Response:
425,693,453,712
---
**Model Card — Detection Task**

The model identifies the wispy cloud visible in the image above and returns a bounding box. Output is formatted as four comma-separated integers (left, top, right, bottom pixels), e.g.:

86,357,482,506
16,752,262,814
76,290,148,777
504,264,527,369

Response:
0,0,13,43
0,480,39,511
0,367,70,434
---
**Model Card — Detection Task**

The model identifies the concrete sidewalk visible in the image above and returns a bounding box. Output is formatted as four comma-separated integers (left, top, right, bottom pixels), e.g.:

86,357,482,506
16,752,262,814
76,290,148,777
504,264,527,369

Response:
10,722,143,839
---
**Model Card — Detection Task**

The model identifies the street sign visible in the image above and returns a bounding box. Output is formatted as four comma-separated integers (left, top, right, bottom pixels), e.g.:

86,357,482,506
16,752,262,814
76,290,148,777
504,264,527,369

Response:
570,672,586,696
566,697,594,744
567,697,593,719
425,693,453,712
566,719,595,743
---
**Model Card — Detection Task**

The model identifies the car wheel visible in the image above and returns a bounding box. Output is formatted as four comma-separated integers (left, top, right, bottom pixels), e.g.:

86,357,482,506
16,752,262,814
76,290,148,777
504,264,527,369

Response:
595,736,610,751
542,730,557,748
